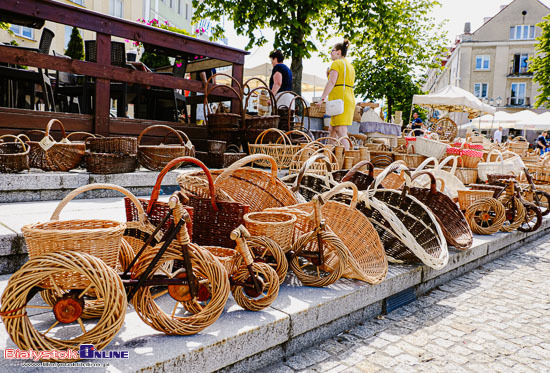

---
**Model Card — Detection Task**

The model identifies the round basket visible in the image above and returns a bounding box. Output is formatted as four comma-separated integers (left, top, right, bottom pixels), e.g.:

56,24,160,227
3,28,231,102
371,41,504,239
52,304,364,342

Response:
457,189,495,211
0,135,29,173
244,211,297,252
85,152,138,174
415,135,449,160
27,119,86,171
247,128,296,169
394,144,426,169
138,125,188,171
86,136,137,155
204,82,243,130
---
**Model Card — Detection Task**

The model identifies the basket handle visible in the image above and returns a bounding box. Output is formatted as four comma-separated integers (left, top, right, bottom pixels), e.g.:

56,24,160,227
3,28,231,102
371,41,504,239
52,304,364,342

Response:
150,157,218,213
17,134,32,143
486,148,504,163
372,161,410,193
45,119,67,141
437,155,458,175
415,157,439,172
65,132,95,141
137,125,184,146
244,86,279,123
436,177,446,193
338,136,354,149
411,171,438,195
50,183,146,225
319,181,358,209
316,136,342,146
280,129,313,144
161,129,191,146
288,95,310,131
243,77,269,93
341,160,374,181
407,128,426,137
216,154,278,185
226,144,242,153
255,128,290,146
204,84,243,119
293,153,334,192
0,135,27,152
205,73,243,95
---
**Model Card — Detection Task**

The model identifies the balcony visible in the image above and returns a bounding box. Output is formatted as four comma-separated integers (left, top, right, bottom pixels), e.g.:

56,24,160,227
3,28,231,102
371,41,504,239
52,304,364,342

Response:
508,66,532,77
506,97,531,107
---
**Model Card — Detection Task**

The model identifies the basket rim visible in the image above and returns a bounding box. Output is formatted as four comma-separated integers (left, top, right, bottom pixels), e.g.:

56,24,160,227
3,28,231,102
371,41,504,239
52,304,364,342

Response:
244,211,297,224
22,219,125,233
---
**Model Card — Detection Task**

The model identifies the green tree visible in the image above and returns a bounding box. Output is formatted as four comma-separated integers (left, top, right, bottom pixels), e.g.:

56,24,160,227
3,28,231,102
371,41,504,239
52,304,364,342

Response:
531,15,550,108
140,51,170,70
353,0,447,121
65,27,84,60
193,0,403,96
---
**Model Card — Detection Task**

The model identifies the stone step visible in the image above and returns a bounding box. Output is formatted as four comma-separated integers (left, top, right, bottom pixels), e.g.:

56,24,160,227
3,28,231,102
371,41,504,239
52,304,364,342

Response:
0,217,547,372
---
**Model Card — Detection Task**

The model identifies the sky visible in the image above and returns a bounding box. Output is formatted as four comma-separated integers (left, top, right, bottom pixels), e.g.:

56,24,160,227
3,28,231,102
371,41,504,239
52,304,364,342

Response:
224,0,550,83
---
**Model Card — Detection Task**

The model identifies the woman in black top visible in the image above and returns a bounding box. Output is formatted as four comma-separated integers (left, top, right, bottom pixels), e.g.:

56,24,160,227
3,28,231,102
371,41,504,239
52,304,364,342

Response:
269,50,293,95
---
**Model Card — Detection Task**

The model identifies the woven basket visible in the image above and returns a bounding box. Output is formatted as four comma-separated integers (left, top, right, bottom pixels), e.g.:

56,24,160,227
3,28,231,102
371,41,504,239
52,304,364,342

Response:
393,144,426,169
415,134,449,160
21,183,134,288
162,129,196,158
86,136,137,154
204,83,243,130
413,156,467,200
535,156,550,184
507,136,529,156
373,166,406,190
307,102,326,118
0,135,29,173
364,162,449,269
27,119,85,171
331,160,375,191
85,152,138,174
281,154,338,203
248,128,296,169
202,246,238,274
288,141,340,175
478,149,525,182
138,125,190,171
445,166,478,185
457,189,495,211
409,171,473,250
244,211,296,252
276,93,310,131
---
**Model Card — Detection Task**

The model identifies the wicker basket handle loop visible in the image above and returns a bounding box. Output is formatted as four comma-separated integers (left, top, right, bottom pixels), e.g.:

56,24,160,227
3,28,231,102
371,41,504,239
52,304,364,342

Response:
486,148,504,163
66,132,95,142
437,156,458,175
204,84,243,120
0,135,27,152
280,129,313,145
320,181,358,209
50,183,145,225
150,156,218,213
315,136,342,146
243,77,269,94
288,95,310,131
17,134,31,143
406,143,416,154
338,136,354,149
217,154,278,185
226,144,242,153
244,87,279,123
44,119,67,141
137,125,184,147
161,129,191,146
372,161,409,192
205,73,243,94
293,153,334,192
415,157,439,172
255,128,290,146
342,160,374,182
411,171,438,195
407,128,426,137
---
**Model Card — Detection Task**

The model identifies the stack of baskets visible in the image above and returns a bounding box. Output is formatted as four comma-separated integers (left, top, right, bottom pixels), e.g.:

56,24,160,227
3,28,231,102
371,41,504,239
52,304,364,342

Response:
85,137,138,174
195,140,247,169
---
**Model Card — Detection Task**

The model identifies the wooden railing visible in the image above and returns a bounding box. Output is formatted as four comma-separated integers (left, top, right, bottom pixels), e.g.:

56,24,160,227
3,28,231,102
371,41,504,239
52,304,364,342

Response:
0,0,248,137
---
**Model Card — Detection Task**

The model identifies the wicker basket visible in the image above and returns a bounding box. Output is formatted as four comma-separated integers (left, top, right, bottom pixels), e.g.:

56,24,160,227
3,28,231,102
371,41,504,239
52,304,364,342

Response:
308,102,326,118
478,149,525,182
244,211,296,252
86,136,137,154
202,246,238,274
204,83,243,130
138,125,190,171
27,119,86,171
457,189,495,211
507,136,529,156
415,135,449,160
85,152,138,174
0,135,29,173
288,141,340,175
409,171,473,250
413,156,467,200
248,128,296,169
331,160,375,191
535,156,550,184
443,166,478,185
393,144,426,169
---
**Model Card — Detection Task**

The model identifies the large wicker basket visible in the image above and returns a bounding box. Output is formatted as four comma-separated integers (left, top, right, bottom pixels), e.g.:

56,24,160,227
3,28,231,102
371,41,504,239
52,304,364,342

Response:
138,125,190,171
415,134,449,160
26,119,86,171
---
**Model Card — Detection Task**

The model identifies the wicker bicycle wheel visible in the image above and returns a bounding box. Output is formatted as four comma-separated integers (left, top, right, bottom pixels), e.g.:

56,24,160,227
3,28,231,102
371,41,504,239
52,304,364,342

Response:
465,198,506,235
518,201,543,232
231,262,280,311
500,197,526,232
241,236,288,284
1,251,126,361
434,117,458,141
131,242,229,335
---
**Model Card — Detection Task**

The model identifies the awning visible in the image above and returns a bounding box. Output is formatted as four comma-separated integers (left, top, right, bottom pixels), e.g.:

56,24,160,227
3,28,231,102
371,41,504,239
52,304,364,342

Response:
413,85,496,115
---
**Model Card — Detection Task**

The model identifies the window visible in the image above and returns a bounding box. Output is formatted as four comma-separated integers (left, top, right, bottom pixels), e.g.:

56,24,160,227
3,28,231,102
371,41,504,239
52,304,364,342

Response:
178,0,181,14
474,83,488,98
511,83,526,105
510,25,535,40
64,25,72,50
69,0,84,5
475,55,490,70
185,3,189,19
169,0,173,8
109,0,123,18
10,24,34,39
512,53,529,74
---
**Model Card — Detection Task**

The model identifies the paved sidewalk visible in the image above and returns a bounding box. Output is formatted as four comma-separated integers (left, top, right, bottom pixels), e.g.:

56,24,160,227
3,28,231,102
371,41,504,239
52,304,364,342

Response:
258,236,550,373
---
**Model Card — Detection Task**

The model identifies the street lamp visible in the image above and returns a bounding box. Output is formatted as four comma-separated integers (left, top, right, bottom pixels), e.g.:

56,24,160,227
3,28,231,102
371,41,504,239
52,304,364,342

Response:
489,98,494,106
496,96,502,106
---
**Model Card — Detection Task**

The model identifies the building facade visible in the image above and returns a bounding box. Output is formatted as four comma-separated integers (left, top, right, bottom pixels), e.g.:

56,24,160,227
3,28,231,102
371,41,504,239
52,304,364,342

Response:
424,0,550,121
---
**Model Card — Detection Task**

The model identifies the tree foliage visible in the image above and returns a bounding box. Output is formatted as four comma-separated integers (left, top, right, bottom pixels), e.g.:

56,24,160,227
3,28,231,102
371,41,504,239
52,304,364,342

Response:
65,27,84,60
531,14,550,109
353,0,447,120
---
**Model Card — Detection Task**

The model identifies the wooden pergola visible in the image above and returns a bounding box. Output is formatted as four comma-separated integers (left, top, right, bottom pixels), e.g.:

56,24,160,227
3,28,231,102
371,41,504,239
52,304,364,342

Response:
0,0,248,145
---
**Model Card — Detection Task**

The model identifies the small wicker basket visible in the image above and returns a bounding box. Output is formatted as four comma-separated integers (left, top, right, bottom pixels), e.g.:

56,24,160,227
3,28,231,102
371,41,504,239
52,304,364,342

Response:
244,211,297,252
0,135,30,173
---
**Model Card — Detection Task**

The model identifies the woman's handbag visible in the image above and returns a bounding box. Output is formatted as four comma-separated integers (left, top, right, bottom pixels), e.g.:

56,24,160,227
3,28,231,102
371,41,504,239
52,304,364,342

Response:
325,60,347,117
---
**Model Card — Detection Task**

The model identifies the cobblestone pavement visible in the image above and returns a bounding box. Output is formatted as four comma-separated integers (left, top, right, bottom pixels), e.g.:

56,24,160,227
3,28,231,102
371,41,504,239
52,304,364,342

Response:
258,237,550,373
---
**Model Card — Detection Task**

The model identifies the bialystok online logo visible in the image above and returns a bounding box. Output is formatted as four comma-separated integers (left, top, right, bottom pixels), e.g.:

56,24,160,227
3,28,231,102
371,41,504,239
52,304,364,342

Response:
4,345,129,361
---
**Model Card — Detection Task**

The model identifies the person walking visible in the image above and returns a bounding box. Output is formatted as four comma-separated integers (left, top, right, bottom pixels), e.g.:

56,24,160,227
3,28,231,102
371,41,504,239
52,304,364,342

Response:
410,112,425,136
269,49,293,112
536,130,548,155
318,40,355,149
494,126,503,144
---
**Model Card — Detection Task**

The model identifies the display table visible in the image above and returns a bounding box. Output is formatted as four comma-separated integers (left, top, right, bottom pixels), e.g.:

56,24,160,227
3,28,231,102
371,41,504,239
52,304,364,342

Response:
359,121,401,147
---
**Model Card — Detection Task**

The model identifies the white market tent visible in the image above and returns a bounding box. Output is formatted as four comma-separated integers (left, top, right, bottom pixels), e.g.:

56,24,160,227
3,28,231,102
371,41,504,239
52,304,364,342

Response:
515,111,550,130
412,85,496,115
468,111,517,129
460,109,550,131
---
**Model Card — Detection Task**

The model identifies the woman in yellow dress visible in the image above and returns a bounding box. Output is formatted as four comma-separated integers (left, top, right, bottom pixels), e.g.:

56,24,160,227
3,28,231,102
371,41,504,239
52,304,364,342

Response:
319,39,355,150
